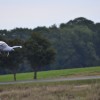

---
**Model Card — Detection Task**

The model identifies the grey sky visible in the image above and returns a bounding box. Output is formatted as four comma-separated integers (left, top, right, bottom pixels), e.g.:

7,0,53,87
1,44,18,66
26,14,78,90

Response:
0,0,100,30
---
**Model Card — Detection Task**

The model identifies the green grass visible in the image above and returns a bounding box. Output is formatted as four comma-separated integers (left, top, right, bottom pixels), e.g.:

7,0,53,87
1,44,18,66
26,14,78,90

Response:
1,67,100,100
0,66,100,82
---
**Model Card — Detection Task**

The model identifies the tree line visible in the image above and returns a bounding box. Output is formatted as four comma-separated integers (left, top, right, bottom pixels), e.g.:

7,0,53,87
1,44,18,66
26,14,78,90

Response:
0,33,55,80
0,17,100,78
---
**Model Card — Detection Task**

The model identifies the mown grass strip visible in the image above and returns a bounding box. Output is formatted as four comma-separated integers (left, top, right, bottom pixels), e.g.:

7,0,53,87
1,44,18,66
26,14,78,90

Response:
0,66,100,82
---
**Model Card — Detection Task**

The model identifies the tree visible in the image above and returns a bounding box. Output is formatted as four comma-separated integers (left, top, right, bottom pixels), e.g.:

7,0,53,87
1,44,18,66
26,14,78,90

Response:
25,32,56,79
0,39,23,81
0,17,100,71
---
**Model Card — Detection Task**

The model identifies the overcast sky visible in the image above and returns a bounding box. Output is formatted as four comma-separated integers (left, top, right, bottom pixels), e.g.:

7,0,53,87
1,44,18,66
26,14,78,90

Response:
0,0,100,30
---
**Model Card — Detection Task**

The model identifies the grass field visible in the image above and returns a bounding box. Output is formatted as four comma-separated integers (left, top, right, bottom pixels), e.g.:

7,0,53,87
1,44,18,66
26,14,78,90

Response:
0,66,100,100
0,79,100,100
0,66,100,82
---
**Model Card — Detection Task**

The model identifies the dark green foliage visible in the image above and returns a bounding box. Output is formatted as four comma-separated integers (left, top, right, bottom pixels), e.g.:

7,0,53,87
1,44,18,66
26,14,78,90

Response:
0,39,24,80
0,17,100,74
24,32,56,79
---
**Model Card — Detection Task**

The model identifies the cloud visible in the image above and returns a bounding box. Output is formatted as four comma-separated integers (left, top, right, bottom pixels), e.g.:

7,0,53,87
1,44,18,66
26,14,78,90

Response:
0,0,100,29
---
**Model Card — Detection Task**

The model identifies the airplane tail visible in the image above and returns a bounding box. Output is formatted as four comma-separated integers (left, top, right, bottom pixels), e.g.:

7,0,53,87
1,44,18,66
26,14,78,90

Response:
12,46,22,49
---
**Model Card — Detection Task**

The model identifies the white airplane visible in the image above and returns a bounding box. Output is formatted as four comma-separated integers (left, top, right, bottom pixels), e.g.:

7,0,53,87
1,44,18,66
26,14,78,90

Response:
0,41,22,56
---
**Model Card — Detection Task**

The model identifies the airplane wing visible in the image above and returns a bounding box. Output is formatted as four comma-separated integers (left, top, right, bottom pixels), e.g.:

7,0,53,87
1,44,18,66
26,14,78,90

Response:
0,41,8,50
